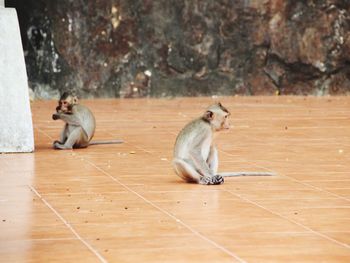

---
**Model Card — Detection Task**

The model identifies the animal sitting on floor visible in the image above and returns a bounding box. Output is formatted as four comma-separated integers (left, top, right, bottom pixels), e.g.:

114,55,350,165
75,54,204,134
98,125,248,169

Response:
172,102,274,185
52,92,123,149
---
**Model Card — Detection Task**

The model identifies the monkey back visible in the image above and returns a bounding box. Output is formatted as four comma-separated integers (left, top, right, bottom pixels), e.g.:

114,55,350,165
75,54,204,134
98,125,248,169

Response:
73,104,96,141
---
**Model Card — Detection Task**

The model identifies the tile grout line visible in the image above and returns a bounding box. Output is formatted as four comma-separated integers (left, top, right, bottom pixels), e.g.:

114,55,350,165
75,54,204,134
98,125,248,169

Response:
167,116,348,247
248,159,350,203
84,158,246,263
221,149,350,203
225,189,350,250
105,131,154,154
33,107,350,258
292,182,350,202
28,185,109,263
37,127,245,262
18,238,78,242
218,150,350,249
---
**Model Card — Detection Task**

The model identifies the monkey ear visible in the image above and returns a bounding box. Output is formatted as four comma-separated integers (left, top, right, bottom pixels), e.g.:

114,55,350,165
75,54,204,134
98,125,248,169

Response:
204,110,214,121
217,102,222,107
73,96,78,104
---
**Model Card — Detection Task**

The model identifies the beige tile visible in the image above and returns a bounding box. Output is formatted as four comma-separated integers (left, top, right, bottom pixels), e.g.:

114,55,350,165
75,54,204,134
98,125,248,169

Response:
227,188,337,200
322,232,350,246
211,232,350,262
0,240,99,263
1,97,350,262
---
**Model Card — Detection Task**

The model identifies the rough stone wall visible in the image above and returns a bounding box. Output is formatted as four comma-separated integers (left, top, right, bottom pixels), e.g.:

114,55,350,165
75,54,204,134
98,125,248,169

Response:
7,0,350,98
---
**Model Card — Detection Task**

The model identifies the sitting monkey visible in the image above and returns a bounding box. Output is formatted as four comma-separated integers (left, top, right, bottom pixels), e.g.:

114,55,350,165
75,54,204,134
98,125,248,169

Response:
173,103,274,185
52,92,122,149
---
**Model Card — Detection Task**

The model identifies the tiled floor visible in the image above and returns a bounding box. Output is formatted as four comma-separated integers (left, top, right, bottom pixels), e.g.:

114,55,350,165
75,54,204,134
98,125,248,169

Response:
1,96,350,262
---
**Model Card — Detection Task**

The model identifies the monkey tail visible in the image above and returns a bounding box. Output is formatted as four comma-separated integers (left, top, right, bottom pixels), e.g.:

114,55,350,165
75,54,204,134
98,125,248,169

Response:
218,172,276,177
89,140,123,145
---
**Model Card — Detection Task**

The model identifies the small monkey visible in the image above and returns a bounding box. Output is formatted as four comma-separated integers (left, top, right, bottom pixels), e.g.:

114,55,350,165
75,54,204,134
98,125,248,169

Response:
52,92,123,149
173,103,274,185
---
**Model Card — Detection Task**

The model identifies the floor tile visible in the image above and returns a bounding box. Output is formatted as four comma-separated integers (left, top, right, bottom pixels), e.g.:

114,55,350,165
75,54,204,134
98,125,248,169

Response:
1,97,349,262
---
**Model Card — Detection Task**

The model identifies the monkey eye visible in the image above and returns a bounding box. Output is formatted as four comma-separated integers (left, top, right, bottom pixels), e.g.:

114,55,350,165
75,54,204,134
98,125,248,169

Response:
63,101,67,105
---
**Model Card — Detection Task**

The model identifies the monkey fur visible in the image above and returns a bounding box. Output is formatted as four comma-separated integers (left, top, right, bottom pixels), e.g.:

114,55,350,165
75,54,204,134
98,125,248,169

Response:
173,103,275,185
52,92,122,149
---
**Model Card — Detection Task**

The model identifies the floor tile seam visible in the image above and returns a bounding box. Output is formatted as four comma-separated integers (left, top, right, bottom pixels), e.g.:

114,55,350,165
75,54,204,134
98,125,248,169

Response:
207,197,343,201
228,127,350,132
130,189,230,193
229,141,350,146
236,131,349,142
310,188,350,191
219,139,301,153
218,149,301,171
302,180,350,182
28,185,109,263
220,199,342,201
3,238,79,242
280,172,350,175
34,127,53,141
83,159,247,263
223,154,350,203
225,190,350,250
35,125,135,156
279,126,350,129
32,110,348,256
231,116,350,120
107,130,177,161
213,231,340,234
227,140,349,143
241,206,350,209
148,198,350,205
106,131,154,154
322,231,350,233
278,177,350,203
41,191,132,196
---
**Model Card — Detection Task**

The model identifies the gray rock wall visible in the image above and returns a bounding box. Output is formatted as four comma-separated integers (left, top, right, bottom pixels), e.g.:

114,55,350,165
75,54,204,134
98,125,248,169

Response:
7,0,350,98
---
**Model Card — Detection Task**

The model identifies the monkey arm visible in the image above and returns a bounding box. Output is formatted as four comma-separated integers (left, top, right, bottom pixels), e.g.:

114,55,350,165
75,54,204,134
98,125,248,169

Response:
189,148,214,178
188,126,215,177
207,146,219,174
189,149,224,185
54,113,81,126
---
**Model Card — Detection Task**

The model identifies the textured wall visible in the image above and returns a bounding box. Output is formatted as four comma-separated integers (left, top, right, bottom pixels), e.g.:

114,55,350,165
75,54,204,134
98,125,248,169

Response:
7,0,350,98
0,8,34,152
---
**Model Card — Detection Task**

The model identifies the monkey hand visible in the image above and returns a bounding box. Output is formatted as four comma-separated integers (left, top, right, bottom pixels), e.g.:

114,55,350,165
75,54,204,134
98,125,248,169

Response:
52,113,60,120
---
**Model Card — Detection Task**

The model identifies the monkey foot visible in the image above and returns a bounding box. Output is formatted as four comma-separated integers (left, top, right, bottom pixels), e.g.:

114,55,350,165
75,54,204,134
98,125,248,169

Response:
200,175,224,185
53,142,72,150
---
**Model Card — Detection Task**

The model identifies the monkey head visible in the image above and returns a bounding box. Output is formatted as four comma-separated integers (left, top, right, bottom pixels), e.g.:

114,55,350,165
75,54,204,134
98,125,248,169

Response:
56,92,78,114
203,102,231,131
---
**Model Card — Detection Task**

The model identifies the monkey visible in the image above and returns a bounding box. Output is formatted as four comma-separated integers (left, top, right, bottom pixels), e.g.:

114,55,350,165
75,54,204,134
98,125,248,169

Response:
52,92,123,149
55,92,78,114
173,103,275,185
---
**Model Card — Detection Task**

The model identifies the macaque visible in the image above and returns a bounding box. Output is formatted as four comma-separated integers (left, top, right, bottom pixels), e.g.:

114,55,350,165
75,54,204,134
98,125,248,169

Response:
52,92,123,149
173,103,274,185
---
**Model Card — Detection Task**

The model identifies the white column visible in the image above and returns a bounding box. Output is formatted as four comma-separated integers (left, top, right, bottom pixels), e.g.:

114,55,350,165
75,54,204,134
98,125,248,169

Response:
0,1,4,7
0,8,35,152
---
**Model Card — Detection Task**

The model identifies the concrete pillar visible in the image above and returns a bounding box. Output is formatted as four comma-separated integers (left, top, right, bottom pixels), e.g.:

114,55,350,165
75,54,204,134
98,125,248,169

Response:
0,7,35,152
